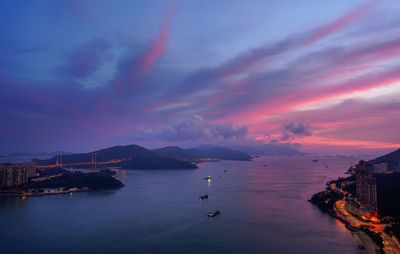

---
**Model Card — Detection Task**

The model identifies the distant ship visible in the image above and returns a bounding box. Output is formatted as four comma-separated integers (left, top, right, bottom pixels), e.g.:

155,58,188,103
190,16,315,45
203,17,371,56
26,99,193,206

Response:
208,210,220,217
199,194,208,200
312,159,319,162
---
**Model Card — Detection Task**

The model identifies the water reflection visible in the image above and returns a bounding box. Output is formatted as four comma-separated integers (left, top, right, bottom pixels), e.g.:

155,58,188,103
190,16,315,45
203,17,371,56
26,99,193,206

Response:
0,155,364,254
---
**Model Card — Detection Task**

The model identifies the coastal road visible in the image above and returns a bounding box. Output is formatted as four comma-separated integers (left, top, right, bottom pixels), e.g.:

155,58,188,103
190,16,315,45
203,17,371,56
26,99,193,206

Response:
382,232,400,254
335,200,384,231
335,200,400,254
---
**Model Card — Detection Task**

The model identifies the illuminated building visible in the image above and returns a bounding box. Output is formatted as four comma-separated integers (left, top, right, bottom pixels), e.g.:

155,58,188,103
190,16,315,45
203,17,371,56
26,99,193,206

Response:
364,175,377,209
0,163,36,188
355,160,377,218
373,162,388,174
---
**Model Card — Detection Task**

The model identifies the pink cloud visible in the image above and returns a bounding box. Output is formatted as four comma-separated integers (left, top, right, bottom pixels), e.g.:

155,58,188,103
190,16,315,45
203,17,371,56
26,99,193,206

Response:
216,68,400,125
135,1,179,76
114,0,179,93
305,1,376,45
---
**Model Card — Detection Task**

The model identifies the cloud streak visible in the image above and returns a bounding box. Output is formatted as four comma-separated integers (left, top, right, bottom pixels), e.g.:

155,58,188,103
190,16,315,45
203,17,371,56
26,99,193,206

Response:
158,115,248,142
305,1,376,45
114,0,179,94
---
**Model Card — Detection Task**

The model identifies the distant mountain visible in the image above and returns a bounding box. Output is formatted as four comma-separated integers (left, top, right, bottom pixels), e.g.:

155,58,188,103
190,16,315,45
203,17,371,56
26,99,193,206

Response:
0,151,71,164
153,145,252,161
153,146,204,160
33,144,197,170
369,148,400,170
195,145,252,161
233,144,303,156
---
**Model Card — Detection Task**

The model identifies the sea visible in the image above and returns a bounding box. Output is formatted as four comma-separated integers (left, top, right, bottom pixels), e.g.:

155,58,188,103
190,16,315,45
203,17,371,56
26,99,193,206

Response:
0,155,368,254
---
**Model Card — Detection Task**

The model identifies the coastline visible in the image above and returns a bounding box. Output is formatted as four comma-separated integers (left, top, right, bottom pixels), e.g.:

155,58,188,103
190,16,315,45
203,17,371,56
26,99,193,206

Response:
309,186,385,253
0,189,90,197
353,231,381,254
310,196,382,254
0,185,124,198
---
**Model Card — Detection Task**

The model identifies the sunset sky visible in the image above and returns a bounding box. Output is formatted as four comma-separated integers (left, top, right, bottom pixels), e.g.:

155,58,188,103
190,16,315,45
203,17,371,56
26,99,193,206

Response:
1,0,399,154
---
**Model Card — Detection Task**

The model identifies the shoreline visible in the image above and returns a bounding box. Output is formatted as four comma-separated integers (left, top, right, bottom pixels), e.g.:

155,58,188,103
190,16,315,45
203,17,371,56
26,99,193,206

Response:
0,189,90,197
0,185,123,198
353,231,381,254
310,199,381,254
309,190,384,253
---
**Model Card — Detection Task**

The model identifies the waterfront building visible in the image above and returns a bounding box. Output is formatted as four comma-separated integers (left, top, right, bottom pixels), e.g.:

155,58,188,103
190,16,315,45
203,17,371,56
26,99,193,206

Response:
363,175,377,209
373,162,388,174
345,198,377,220
0,163,36,188
355,160,370,202
355,160,378,218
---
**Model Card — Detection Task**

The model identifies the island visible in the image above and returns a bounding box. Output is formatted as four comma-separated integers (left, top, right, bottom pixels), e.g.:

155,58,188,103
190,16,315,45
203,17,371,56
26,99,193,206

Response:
0,164,124,197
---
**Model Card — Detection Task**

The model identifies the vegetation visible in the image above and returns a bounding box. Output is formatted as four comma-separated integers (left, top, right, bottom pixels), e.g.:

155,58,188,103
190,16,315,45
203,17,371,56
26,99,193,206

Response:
389,224,400,241
360,228,384,253
375,173,400,218
36,167,68,177
369,148,400,171
309,189,344,212
27,170,123,190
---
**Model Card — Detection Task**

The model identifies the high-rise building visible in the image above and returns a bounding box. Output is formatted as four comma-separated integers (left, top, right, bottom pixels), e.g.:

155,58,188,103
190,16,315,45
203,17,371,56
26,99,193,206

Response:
356,160,370,202
0,163,36,188
364,175,377,209
355,160,377,212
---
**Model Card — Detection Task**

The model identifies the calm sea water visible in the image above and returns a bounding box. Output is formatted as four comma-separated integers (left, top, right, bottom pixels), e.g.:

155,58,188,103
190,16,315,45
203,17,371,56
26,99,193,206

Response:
1,155,364,254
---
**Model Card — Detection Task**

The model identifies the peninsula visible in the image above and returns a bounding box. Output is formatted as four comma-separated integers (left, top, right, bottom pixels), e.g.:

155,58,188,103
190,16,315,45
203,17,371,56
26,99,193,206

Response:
310,148,400,254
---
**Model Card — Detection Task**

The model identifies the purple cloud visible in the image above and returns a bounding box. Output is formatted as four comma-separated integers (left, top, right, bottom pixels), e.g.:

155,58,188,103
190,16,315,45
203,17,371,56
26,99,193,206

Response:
158,115,247,142
282,123,311,141
56,38,111,79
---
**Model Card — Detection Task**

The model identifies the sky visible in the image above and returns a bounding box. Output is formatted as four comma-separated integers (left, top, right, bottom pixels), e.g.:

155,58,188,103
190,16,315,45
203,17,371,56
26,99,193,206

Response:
0,0,400,155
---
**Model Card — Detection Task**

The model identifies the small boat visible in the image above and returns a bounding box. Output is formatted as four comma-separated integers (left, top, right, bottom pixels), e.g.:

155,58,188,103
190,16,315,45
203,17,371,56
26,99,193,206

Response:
312,159,319,162
224,170,227,172
208,210,220,217
204,176,212,180
199,194,208,200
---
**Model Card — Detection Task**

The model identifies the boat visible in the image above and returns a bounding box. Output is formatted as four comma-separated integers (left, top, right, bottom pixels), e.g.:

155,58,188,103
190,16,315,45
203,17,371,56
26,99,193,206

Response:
204,176,212,180
312,159,319,162
208,210,220,217
199,194,208,200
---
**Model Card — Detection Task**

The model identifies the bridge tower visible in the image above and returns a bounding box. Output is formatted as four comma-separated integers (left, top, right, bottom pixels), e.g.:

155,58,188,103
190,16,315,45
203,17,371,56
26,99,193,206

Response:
91,152,97,169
